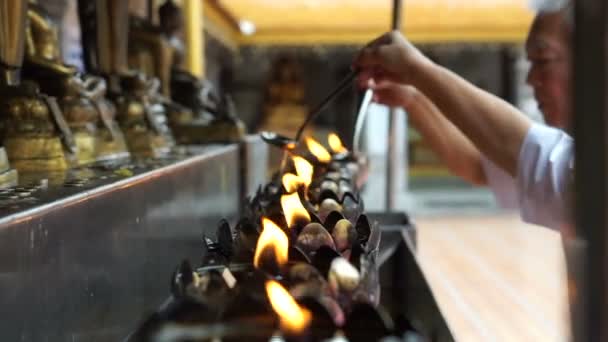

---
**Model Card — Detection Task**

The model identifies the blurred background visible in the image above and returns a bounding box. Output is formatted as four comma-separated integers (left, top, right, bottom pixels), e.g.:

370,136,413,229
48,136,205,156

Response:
53,0,569,340
132,0,542,211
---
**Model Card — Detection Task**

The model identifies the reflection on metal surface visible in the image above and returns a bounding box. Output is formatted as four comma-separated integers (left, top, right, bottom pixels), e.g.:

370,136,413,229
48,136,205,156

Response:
240,134,270,200
0,145,241,341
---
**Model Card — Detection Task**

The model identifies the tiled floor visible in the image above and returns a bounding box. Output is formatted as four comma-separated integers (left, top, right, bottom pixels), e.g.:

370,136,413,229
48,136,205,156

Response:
415,214,570,341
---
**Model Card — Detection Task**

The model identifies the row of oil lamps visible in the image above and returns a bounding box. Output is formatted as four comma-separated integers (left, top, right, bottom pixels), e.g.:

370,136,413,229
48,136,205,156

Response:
128,133,423,342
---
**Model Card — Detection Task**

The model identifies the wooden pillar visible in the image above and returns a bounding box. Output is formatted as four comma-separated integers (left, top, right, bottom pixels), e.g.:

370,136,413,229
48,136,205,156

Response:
183,0,204,78
573,0,608,340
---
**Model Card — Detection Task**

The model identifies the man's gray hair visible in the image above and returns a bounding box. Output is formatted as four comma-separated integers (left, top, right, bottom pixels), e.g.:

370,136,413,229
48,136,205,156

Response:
529,0,570,13
529,0,574,28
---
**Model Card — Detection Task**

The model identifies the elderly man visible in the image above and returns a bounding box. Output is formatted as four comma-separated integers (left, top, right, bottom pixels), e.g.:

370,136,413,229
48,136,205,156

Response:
355,0,573,231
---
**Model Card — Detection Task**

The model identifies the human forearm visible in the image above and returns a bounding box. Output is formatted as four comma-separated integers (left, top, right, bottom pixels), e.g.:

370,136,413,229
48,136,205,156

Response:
355,31,532,176
407,91,487,185
411,62,532,176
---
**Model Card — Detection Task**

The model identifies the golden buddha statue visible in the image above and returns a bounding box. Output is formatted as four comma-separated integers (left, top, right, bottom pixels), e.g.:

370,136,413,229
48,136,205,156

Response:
61,75,130,162
78,0,174,157
0,0,76,173
23,0,129,165
127,0,244,145
128,12,192,142
260,56,309,138
112,71,174,156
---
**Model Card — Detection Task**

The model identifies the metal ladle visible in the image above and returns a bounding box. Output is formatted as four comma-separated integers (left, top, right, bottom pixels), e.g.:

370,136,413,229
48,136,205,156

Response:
260,69,374,174
259,131,297,151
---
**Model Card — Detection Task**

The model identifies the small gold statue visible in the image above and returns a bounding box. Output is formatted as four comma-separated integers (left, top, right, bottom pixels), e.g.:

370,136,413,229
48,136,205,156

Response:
112,72,174,156
0,0,75,173
127,0,244,145
260,56,310,138
128,12,197,143
78,0,174,157
23,0,130,165
169,71,246,144
0,81,76,172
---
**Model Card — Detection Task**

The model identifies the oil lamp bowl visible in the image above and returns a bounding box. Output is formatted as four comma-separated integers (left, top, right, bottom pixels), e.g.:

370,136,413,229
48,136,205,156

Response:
296,222,336,256
260,131,297,150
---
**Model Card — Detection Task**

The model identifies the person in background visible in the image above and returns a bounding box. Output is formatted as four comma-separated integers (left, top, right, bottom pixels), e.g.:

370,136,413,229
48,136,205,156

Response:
355,0,573,232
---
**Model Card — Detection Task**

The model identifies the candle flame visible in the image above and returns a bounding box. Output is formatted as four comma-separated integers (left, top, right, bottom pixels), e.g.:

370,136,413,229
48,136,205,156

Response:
265,280,311,333
282,173,305,193
281,192,310,227
253,218,289,269
305,137,331,163
293,156,313,187
328,133,348,153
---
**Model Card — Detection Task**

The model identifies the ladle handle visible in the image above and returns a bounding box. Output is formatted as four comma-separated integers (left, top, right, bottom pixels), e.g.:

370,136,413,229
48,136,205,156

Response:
294,70,358,142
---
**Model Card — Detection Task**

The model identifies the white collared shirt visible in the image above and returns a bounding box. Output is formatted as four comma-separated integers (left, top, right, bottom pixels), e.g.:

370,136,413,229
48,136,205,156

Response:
481,156,519,210
481,123,573,231
517,123,574,230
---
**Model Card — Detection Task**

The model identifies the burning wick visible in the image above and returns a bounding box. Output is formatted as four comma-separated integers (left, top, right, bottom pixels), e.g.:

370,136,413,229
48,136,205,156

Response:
281,192,311,228
254,218,289,271
328,133,348,154
305,137,331,163
265,280,312,334
293,156,313,187
282,173,305,193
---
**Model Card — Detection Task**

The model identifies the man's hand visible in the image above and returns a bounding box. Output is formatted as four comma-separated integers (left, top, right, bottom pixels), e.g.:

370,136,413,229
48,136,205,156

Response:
353,30,431,87
368,79,419,110
353,30,532,180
